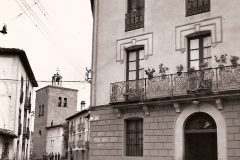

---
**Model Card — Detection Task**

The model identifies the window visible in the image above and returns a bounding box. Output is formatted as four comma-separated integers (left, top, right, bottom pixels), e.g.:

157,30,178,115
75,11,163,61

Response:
126,118,143,156
63,98,67,107
186,0,210,17
39,105,41,117
58,97,62,107
188,33,211,70
125,0,144,32
126,47,145,81
42,105,44,116
20,77,24,103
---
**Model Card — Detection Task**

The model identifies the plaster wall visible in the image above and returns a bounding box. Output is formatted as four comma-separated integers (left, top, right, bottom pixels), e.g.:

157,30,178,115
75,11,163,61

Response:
92,0,240,106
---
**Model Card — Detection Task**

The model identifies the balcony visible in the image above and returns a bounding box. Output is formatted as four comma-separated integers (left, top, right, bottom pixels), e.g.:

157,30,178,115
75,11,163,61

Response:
125,6,144,32
77,140,84,148
24,97,31,110
110,65,240,103
186,0,210,17
78,123,85,131
23,127,30,139
72,126,76,133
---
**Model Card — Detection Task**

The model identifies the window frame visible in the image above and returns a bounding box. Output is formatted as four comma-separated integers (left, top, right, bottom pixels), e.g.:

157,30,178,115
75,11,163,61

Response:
126,46,144,81
125,118,143,157
187,33,211,69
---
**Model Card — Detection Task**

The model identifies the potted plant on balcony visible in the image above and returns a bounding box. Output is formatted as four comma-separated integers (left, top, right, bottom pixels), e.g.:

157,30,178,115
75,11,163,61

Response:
176,64,184,76
187,66,196,74
230,55,239,67
145,68,155,79
199,62,208,70
215,54,227,70
159,63,169,79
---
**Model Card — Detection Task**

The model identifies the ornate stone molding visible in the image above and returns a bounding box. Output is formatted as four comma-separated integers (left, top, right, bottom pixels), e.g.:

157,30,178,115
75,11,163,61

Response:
116,32,153,64
175,17,222,53
215,98,223,110
142,105,150,116
173,102,181,113
114,108,121,118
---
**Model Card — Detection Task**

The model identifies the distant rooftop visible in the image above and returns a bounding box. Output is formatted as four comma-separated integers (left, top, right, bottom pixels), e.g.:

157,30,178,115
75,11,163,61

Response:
0,48,38,87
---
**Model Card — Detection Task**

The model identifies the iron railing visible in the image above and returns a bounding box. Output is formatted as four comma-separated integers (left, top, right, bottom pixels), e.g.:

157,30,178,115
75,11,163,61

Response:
125,6,144,32
110,65,240,103
186,0,210,17
23,127,30,139
24,97,31,110
77,140,84,148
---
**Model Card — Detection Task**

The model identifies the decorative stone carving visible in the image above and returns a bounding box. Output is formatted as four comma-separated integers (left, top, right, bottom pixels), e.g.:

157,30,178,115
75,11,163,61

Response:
114,108,121,118
142,105,150,116
116,33,153,63
175,17,222,53
173,102,181,113
215,98,223,110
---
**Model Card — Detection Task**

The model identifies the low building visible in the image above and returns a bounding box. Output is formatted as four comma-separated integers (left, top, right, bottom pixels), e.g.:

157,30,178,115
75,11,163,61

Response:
66,101,90,160
0,48,38,160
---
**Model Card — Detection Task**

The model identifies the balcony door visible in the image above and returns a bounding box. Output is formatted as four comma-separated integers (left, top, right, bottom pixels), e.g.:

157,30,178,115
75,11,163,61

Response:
126,48,144,81
188,33,211,70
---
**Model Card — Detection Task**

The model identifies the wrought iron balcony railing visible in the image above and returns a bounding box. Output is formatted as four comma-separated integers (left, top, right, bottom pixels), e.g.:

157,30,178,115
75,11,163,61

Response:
77,140,84,148
110,65,240,103
23,127,30,139
125,6,144,32
78,123,85,131
24,97,31,110
186,0,210,17
85,141,89,149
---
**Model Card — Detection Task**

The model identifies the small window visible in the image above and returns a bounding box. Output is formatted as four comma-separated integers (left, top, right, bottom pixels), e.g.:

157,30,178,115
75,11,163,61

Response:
186,0,210,17
39,130,42,137
58,97,62,107
39,105,41,117
126,118,143,156
63,98,67,107
42,105,44,116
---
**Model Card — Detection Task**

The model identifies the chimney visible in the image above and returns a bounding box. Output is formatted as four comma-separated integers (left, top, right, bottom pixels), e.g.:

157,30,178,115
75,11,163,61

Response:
81,101,86,110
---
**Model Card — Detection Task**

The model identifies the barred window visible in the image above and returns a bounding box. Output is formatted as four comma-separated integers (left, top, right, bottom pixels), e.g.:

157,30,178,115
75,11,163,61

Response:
126,118,143,156
42,105,44,116
186,0,210,17
58,97,62,107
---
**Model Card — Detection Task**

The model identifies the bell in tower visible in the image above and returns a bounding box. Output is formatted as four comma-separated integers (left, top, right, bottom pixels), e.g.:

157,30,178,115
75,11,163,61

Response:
52,68,62,86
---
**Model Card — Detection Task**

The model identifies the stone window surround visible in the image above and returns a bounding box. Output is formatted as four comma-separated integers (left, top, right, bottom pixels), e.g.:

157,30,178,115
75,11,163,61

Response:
116,32,153,64
175,103,227,160
175,16,222,53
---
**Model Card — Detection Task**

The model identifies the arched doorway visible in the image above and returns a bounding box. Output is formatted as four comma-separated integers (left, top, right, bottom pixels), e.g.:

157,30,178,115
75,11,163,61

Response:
184,112,217,160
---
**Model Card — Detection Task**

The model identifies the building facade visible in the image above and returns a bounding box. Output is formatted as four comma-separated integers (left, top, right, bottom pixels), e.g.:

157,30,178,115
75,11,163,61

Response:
90,0,240,160
66,101,90,160
0,48,38,160
33,73,78,159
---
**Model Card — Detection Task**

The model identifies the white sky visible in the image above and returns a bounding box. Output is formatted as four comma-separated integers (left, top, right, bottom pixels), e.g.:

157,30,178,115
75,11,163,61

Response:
0,0,93,111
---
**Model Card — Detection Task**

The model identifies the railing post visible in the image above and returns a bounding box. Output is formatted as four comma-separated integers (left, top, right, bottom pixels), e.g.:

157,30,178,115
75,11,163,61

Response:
215,68,219,93
144,78,147,99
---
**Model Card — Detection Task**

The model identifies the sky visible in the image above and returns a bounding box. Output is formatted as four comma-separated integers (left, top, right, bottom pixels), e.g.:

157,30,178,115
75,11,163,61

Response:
0,0,93,112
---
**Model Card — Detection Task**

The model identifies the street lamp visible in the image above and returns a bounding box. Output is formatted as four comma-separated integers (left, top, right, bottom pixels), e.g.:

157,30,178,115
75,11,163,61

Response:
0,25,7,35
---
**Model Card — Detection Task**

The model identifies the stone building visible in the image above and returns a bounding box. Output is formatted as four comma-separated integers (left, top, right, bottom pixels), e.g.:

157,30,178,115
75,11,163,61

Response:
89,0,240,160
66,101,90,160
0,48,38,160
33,73,78,159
